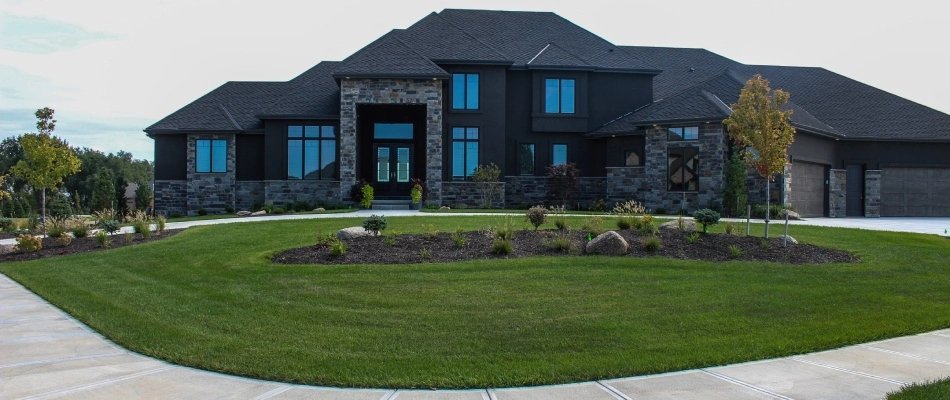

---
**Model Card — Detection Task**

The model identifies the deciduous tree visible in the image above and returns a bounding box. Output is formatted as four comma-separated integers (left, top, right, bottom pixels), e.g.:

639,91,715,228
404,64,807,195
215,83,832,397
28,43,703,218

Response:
723,75,795,237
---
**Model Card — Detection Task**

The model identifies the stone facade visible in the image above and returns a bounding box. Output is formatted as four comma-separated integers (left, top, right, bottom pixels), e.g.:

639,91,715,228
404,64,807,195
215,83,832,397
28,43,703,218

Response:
154,180,187,216
234,181,265,211
782,163,793,206
502,176,607,209
441,181,506,208
605,123,727,213
829,169,847,217
339,79,443,204
186,133,236,215
263,180,343,208
864,170,881,218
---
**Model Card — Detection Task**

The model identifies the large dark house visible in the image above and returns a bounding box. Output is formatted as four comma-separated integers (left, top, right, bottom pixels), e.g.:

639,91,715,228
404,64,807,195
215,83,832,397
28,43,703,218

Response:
146,9,950,217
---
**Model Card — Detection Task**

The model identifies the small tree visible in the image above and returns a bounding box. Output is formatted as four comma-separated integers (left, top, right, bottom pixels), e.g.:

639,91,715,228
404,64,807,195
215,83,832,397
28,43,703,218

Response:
723,75,795,237
114,175,129,216
472,163,502,209
134,181,153,211
90,169,115,211
722,149,748,217
546,163,580,207
9,109,81,234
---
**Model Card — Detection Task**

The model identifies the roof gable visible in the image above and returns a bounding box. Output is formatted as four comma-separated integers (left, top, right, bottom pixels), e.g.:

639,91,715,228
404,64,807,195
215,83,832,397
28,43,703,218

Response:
332,30,449,79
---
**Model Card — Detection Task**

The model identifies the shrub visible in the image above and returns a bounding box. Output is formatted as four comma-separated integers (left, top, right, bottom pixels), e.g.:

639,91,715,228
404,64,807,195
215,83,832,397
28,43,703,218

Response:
492,239,513,255
362,214,388,236
723,150,749,217
554,217,568,230
751,204,795,220
725,222,736,235
544,235,572,252
637,215,657,235
525,205,547,230
273,207,286,215
70,224,89,238
411,184,423,205
360,184,374,209
729,244,743,259
95,230,110,248
686,232,700,244
15,234,42,253
582,216,605,236
452,228,467,248
546,163,580,206
132,220,152,238
100,220,120,234
589,198,607,212
224,205,235,214
330,241,346,256
350,178,368,204
760,238,772,249
0,217,12,231
655,207,667,215
156,216,166,233
57,234,73,247
410,178,428,203
383,236,396,246
421,223,439,239
494,216,516,240
616,216,634,230
643,236,662,251
693,208,721,233
170,211,182,219
45,216,66,238
197,208,208,216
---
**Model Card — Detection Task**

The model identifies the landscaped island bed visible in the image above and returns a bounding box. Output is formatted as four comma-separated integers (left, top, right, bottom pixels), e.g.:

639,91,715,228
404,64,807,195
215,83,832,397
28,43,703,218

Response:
1,216,947,389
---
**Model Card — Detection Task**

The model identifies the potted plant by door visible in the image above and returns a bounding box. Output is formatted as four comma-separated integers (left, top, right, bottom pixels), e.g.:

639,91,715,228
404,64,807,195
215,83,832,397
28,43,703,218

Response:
410,183,423,210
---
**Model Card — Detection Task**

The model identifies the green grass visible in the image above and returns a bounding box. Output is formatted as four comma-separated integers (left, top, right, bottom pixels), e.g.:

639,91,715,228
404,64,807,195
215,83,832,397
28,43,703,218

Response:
888,377,950,399
1,216,949,389
167,208,357,222
421,208,608,215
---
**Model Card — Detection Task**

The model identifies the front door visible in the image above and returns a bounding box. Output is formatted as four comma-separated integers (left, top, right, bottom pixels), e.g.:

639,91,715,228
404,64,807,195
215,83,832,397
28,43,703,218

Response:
846,164,864,216
374,144,412,198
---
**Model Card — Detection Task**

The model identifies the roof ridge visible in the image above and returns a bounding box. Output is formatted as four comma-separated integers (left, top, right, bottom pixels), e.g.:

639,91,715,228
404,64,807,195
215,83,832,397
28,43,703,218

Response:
653,68,737,102
219,105,242,130
432,11,508,60
701,90,733,116
390,34,449,74
526,43,550,65
529,42,590,66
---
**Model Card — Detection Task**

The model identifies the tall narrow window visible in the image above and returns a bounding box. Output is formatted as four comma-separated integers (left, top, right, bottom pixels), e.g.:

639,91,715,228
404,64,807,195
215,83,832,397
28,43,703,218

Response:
668,147,700,191
196,139,226,173
518,143,536,175
452,73,479,110
452,127,479,178
287,125,336,180
544,78,575,114
552,144,568,165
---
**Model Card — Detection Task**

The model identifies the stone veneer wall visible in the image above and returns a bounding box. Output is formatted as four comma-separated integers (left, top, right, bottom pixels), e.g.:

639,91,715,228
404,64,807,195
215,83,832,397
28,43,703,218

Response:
154,180,187,216
503,177,607,209
864,170,882,218
829,169,847,217
339,79,443,204
605,123,727,213
186,133,236,215
782,163,793,206
235,181,265,211
263,180,343,207
441,181,506,208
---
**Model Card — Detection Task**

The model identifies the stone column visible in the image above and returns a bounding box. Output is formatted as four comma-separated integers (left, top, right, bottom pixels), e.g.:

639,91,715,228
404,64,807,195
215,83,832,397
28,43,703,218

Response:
829,169,847,217
864,170,881,218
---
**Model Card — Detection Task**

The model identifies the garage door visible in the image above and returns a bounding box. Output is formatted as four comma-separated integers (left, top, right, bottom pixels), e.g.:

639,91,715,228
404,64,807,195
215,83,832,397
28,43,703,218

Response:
882,168,950,216
789,162,826,218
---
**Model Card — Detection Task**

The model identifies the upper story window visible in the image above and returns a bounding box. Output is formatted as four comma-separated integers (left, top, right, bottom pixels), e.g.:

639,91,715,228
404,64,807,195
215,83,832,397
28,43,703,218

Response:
287,125,336,180
451,127,479,178
545,78,575,114
452,73,479,110
196,139,226,173
552,144,568,165
668,126,699,141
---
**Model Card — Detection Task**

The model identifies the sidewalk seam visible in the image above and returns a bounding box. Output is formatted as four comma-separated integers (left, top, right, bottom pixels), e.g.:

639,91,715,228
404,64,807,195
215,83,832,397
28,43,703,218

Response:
596,381,632,399
793,358,905,385
701,369,794,400
20,366,173,400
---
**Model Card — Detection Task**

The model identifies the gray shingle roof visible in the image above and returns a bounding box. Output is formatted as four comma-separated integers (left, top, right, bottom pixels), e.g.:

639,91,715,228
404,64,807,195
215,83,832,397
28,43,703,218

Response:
527,43,591,68
332,30,450,79
397,12,509,63
622,46,742,101
146,81,288,133
260,61,340,117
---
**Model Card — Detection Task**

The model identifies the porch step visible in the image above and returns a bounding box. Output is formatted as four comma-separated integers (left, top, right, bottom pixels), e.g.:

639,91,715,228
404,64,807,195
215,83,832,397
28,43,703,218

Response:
372,199,412,210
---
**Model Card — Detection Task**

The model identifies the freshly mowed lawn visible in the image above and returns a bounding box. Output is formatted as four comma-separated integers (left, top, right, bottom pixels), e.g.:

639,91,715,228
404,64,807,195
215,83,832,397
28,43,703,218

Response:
888,377,950,399
1,217,949,388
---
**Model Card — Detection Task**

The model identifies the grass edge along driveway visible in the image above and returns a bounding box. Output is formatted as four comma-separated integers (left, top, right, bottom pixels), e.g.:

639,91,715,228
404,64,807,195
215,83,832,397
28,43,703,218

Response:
1,216,948,389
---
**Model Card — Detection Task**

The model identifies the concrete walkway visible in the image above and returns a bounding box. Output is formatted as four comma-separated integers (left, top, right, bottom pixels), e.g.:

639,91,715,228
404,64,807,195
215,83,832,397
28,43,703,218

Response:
2,273,950,399
3,212,950,399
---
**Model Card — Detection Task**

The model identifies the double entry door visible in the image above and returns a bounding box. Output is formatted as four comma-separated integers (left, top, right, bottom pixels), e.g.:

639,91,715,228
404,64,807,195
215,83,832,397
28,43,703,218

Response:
374,144,412,198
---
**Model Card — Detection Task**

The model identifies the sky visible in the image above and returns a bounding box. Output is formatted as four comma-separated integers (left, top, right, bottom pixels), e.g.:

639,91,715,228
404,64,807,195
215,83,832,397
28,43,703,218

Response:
1,0,947,162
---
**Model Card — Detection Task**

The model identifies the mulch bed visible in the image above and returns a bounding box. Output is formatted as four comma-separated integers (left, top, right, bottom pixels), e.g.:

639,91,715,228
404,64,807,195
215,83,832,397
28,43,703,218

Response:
0,229,184,263
273,229,857,265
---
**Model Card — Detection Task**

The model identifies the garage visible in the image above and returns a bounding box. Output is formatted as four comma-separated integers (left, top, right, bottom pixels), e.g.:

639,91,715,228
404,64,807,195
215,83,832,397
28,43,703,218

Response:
789,162,827,218
881,168,950,216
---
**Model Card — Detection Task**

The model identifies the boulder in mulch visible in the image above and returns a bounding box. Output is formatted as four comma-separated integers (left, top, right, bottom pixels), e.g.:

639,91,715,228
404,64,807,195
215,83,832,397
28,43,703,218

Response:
337,227,372,240
236,211,251,216
439,206,451,210
659,219,697,232
777,235,798,245
314,208,326,212
585,231,629,256
781,210,802,220
250,210,267,217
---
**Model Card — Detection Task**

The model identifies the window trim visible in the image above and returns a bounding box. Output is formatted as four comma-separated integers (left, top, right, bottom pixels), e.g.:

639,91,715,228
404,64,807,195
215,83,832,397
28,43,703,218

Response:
195,139,227,173
667,126,699,141
451,126,480,179
452,73,480,110
667,146,700,192
287,125,338,180
544,78,576,114
518,142,536,176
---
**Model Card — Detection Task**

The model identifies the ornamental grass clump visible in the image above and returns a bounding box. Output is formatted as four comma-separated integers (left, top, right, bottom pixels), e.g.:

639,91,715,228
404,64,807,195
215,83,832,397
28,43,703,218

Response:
492,239,513,255
543,234,573,252
452,228,467,249
643,236,662,251
95,230,111,248
550,205,568,230
525,205,547,230
582,216,605,237
729,244,743,259
44,216,66,238
330,241,346,256
67,217,89,238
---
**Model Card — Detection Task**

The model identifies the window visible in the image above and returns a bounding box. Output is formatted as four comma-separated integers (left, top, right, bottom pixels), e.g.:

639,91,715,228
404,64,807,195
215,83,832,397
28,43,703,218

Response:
544,78,575,114
518,143,535,175
624,150,641,166
668,147,700,191
373,123,413,139
452,73,479,110
668,126,699,141
196,139,226,173
552,144,568,165
452,127,479,178
287,125,336,180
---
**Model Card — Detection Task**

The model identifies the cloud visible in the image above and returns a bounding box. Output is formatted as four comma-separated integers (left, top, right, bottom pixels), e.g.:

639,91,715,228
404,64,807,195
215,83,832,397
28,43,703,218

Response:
0,108,154,161
0,14,119,54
